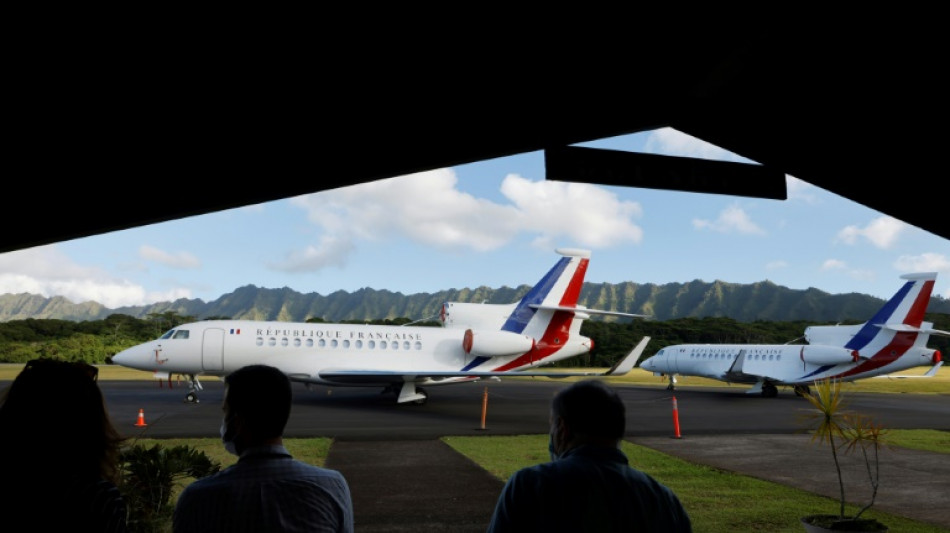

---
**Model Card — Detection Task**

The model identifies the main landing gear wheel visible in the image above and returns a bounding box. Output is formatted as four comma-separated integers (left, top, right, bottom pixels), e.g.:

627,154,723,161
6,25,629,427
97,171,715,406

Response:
793,385,811,397
412,388,428,405
183,374,202,403
762,383,778,398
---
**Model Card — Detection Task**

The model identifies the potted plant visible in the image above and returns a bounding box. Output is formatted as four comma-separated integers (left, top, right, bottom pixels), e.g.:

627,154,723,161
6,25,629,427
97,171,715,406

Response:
798,378,889,532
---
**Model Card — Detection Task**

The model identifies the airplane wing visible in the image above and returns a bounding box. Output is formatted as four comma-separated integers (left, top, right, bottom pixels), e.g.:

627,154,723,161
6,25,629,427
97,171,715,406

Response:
299,336,651,385
873,360,944,379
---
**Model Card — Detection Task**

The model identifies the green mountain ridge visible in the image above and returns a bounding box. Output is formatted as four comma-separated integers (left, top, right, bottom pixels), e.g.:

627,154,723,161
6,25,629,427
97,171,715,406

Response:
1,279,948,324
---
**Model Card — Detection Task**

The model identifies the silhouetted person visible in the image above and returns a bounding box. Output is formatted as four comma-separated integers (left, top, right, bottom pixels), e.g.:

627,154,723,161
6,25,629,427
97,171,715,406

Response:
487,380,691,532
0,358,128,532
173,364,354,532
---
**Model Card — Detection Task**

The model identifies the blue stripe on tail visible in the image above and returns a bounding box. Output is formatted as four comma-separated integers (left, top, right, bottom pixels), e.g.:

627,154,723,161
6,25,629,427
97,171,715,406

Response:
844,279,913,351
501,256,572,334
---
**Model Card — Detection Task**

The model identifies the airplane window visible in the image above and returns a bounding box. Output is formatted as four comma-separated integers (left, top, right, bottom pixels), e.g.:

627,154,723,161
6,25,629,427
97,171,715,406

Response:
294,338,301,347
355,340,363,349
268,337,276,346
768,354,774,361
256,337,264,346
368,340,376,349
343,340,350,348
392,342,398,350
306,339,313,347
331,340,338,348
160,330,175,340
403,341,410,350
414,341,421,350
381,341,388,349
281,338,289,347
318,339,326,348
173,330,190,339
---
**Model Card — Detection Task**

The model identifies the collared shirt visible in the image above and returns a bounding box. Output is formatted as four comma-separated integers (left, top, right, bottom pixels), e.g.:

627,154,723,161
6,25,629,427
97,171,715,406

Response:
487,444,692,533
173,444,354,533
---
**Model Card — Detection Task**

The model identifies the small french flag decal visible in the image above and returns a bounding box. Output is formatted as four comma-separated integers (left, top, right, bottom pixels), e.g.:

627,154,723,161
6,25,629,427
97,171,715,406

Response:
230,329,241,335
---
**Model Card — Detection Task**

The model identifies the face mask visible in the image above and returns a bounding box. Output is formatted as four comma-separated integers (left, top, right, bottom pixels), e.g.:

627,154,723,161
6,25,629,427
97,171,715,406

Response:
220,418,238,456
548,433,558,461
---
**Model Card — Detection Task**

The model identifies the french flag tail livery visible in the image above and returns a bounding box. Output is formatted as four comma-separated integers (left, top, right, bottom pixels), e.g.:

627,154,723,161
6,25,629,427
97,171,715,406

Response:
112,248,650,405
640,272,947,398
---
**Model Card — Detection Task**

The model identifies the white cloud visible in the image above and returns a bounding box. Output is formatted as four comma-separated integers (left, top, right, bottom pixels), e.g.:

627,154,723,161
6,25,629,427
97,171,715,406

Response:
692,204,766,235
836,216,906,249
786,176,820,204
285,169,644,270
270,235,356,273
291,170,521,252
820,259,847,271
893,252,950,274
645,128,750,162
500,175,643,248
0,246,170,308
894,253,950,296
139,245,201,269
765,260,788,270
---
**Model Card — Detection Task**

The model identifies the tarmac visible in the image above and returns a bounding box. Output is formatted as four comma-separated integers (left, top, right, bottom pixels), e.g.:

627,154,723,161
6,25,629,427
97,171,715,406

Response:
324,434,950,532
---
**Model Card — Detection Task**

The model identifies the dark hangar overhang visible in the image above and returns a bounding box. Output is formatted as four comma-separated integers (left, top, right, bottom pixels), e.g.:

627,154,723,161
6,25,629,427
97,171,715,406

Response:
5,29,946,255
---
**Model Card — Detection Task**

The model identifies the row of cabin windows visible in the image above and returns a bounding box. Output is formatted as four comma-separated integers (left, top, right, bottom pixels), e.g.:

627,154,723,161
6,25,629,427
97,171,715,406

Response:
689,352,782,361
256,337,424,351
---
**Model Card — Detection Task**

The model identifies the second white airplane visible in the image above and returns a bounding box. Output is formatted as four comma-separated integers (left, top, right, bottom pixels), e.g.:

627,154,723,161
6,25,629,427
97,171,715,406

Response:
112,248,650,404
639,272,947,397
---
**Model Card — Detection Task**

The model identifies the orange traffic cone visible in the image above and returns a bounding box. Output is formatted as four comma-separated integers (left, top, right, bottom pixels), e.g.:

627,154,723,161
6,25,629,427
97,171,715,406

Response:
134,408,147,427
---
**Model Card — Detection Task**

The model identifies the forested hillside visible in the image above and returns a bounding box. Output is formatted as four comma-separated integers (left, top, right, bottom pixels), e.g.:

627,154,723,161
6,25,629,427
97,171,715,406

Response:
1,279,948,324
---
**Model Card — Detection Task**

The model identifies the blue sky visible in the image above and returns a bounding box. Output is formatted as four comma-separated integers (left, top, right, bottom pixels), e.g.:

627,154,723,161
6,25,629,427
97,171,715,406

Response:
1,129,948,310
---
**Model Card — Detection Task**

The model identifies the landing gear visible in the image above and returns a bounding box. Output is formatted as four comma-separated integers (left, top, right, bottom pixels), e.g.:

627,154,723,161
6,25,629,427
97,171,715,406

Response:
183,374,203,404
666,375,678,391
793,385,811,397
747,380,779,397
395,382,428,405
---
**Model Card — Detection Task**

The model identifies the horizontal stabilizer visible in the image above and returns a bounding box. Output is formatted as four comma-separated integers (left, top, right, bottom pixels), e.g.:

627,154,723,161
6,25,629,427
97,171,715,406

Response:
880,323,950,336
529,303,650,319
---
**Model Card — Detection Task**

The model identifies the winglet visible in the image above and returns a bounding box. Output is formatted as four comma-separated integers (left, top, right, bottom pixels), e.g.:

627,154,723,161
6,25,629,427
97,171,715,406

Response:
924,360,944,377
606,336,650,376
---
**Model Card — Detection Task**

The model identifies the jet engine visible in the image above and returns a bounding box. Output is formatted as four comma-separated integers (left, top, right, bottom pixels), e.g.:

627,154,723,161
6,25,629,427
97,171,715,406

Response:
462,329,535,357
799,345,861,365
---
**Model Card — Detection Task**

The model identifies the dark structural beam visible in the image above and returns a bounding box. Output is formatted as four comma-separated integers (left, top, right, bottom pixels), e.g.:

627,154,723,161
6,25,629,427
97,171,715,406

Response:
544,146,788,200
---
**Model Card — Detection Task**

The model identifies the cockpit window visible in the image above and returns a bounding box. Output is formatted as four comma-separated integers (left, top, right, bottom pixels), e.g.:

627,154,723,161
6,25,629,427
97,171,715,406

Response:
172,330,190,339
160,330,176,340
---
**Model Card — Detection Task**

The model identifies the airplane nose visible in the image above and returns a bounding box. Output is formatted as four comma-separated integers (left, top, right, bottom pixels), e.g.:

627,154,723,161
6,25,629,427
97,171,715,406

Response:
111,349,131,366
112,346,149,370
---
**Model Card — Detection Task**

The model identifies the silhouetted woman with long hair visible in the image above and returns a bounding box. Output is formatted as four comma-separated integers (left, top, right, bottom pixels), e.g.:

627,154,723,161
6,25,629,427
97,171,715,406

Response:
0,358,128,532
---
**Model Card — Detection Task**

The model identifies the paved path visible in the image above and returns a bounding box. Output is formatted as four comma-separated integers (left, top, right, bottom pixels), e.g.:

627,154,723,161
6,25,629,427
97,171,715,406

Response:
325,435,950,532
326,439,503,532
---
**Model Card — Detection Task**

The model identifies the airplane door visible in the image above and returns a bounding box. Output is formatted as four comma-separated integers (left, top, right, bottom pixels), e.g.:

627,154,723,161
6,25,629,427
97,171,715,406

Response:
202,328,225,372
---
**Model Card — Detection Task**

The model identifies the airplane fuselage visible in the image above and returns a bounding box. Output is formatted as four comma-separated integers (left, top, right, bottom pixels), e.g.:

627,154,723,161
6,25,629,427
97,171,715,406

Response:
641,340,939,386
114,319,592,386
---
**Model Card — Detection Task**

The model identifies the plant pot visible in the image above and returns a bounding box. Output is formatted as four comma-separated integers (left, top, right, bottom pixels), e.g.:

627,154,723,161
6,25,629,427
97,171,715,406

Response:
800,514,888,532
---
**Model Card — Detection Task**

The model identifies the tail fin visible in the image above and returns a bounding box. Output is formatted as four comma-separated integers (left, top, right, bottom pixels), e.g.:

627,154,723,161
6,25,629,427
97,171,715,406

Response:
804,272,941,348
844,272,939,352
502,248,590,336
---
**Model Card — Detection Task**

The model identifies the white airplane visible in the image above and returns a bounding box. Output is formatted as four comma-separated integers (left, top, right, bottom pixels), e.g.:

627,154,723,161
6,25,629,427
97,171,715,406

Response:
112,248,650,404
639,272,947,397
